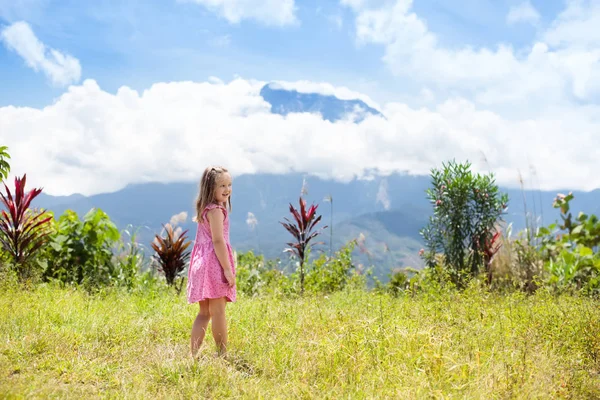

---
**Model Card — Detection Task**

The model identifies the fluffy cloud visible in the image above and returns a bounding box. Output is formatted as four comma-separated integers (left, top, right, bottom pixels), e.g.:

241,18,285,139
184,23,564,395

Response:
0,21,81,87
544,0,600,47
507,1,541,25
1,78,598,196
341,0,600,113
178,0,297,26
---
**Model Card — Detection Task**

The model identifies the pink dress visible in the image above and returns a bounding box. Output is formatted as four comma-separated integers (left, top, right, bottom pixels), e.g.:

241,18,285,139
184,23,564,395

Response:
186,203,236,304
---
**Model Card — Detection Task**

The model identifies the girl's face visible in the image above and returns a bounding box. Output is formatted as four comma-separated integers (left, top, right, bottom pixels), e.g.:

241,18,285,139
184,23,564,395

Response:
214,172,232,204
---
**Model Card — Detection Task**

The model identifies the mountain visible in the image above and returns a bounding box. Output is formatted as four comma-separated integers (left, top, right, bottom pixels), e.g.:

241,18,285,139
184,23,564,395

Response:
24,85,600,280
260,83,382,122
30,172,600,280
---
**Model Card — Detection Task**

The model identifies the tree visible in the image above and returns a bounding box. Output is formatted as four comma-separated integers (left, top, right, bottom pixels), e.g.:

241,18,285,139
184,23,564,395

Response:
420,160,508,287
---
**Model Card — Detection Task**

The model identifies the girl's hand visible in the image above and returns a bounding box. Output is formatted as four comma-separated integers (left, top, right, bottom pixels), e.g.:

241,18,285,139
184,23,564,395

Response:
224,268,235,288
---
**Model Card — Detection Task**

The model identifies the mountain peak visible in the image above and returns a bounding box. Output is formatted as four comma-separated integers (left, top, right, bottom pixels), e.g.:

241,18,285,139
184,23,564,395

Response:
260,83,382,123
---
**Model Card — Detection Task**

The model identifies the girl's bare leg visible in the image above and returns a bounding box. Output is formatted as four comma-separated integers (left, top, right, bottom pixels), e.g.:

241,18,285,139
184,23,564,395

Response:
191,300,210,357
209,297,228,355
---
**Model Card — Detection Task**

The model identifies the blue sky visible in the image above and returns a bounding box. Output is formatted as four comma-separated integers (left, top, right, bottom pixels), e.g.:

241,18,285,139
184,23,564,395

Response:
0,0,567,106
1,0,599,195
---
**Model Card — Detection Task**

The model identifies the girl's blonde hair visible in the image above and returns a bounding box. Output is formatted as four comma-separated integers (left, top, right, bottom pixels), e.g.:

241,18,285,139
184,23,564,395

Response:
195,166,232,222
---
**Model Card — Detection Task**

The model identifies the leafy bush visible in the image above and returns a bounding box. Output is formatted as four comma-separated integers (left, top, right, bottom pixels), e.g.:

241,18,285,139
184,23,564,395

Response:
151,223,191,292
420,160,508,288
0,174,52,280
235,251,292,297
41,209,121,288
545,245,600,295
114,225,146,289
537,193,600,294
305,241,363,294
280,196,327,294
0,146,10,181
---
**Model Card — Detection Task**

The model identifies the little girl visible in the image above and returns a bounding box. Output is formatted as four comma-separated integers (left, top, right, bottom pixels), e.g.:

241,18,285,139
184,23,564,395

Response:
187,166,236,357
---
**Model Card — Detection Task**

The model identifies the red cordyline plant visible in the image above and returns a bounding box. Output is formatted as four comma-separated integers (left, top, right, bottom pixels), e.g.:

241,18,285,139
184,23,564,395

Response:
475,229,503,284
280,196,327,294
0,174,52,277
151,223,191,293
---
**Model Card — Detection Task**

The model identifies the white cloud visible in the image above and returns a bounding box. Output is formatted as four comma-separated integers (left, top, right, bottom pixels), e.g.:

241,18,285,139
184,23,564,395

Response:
544,0,600,47
169,211,188,226
376,178,390,210
507,1,541,25
0,21,81,87
178,0,297,26
341,0,600,113
0,78,598,197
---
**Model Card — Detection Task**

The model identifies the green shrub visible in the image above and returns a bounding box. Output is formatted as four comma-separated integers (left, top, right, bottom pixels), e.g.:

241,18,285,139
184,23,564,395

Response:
305,241,363,294
235,251,293,297
537,193,600,295
0,146,9,181
114,225,146,290
420,160,508,288
41,209,122,288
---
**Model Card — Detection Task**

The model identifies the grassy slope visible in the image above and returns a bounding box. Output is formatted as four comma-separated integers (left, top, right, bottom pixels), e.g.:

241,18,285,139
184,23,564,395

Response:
1,284,599,399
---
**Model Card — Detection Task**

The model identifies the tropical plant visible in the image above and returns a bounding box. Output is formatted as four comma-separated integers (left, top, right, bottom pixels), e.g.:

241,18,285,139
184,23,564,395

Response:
538,192,600,257
114,225,147,289
280,196,327,294
151,223,191,292
42,208,121,287
537,193,600,294
305,241,358,294
235,250,291,297
420,160,509,288
0,146,10,181
0,174,52,279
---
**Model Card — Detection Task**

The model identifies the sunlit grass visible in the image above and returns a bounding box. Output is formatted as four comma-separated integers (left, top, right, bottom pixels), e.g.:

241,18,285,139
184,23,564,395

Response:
1,283,599,398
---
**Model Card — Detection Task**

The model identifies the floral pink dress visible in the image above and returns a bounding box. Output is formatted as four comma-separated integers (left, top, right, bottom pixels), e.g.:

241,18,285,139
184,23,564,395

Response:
186,203,236,304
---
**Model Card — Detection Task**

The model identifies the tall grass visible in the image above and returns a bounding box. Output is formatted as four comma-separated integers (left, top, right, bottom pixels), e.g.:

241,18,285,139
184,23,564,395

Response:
1,283,599,398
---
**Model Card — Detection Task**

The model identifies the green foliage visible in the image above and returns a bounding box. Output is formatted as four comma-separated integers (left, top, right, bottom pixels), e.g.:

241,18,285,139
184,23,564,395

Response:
537,193,600,294
510,237,543,293
0,146,10,181
235,242,366,297
378,267,423,297
114,225,146,290
41,209,122,288
235,251,292,297
305,241,364,293
539,192,600,257
545,245,600,295
151,223,191,292
420,160,508,288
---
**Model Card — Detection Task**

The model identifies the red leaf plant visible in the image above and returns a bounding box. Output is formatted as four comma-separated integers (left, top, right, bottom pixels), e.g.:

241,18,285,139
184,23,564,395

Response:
0,174,52,277
280,196,328,294
151,223,192,293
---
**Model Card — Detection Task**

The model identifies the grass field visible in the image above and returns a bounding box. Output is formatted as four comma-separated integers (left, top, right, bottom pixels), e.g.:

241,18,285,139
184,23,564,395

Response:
1,283,599,399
